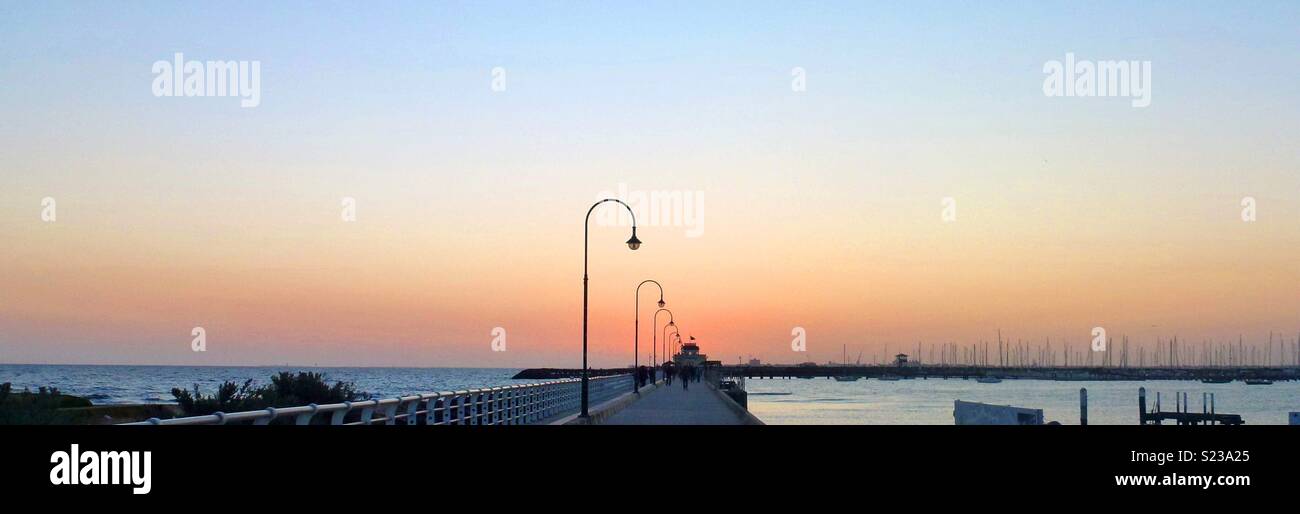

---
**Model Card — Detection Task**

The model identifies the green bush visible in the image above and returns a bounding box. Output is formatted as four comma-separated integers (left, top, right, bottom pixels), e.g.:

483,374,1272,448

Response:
263,371,362,407
0,383,78,425
170,379,262,416
170,372,366,419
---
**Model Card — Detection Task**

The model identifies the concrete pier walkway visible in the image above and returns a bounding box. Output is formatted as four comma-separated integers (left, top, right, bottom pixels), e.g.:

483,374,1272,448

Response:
604,380,753,425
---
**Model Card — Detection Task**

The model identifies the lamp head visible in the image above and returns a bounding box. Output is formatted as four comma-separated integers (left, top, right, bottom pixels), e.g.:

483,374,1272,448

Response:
657,298,665,308
626,227,641,250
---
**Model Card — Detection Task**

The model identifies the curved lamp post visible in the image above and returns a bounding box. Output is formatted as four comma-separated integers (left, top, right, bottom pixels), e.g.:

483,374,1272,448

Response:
581,198,640,418
634,280,665,393
653,308,674,381
664,325,680,364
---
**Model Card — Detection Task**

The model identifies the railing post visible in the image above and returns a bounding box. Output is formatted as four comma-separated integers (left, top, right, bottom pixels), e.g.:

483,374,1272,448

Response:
534,385,543,422
506,389,516,425
405,398,422,425
295,404,318,425
523,388,532,424
331,402,351,425
515,388,523,424
358,399,379,425
254,407,277,425
544,384,554,419
433,397,445,425
434,396,445,425
383,401,399,425
533,387,541,422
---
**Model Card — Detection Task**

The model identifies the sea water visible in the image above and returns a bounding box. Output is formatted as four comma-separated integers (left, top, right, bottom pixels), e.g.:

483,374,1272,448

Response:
747,376,1300,425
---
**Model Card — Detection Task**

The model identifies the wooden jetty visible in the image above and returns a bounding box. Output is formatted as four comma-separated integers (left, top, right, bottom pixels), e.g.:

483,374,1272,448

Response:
1138,387,1243,425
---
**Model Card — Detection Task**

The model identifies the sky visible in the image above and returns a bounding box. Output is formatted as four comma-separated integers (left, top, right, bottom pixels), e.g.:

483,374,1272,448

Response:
1,1,1298,367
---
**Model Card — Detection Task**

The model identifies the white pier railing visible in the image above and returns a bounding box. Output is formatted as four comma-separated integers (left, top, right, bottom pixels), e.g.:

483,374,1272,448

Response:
122,374,633,426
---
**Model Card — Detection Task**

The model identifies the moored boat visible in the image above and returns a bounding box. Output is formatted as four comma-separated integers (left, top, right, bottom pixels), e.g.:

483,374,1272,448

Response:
833,344,861,381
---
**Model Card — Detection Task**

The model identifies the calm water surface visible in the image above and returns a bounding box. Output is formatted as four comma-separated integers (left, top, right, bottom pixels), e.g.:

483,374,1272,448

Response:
0,365,537,404
747,376,1300,425
6,365,1297,425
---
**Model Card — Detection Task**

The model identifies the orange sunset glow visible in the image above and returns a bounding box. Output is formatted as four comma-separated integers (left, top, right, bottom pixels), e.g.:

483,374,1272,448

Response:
2,3,1298,369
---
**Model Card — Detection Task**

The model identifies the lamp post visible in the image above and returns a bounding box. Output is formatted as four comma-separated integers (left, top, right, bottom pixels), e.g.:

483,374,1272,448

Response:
653,308,674,381
664,325,680,364
634,280,665,393
582,198,640,418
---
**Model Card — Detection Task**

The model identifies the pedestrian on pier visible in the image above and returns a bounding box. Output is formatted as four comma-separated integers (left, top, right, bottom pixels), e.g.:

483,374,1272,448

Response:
680,365,691,390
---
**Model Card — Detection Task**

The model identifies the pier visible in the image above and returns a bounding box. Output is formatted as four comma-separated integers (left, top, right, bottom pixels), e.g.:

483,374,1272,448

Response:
722,365,1300,382
602,377,760,425
1138,387,1243,425
517,365,1300,382
121,371,761,426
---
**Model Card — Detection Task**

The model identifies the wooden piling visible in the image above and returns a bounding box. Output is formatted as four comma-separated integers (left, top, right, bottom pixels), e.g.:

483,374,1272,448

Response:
1079,387,1088,426
1138,387,1147,423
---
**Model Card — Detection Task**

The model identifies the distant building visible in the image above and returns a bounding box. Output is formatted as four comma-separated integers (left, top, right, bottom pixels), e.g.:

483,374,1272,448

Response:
894,353,909,366
748,358,762,366
673,340,707,367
